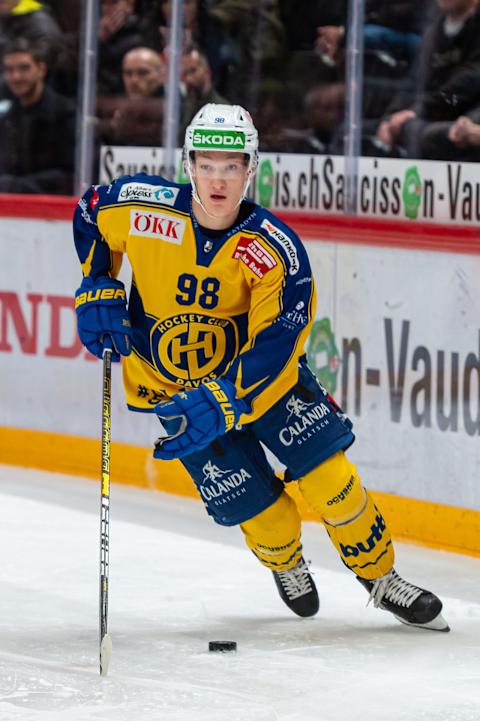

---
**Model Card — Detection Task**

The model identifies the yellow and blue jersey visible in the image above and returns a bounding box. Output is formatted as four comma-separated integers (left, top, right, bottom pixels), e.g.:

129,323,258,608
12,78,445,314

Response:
73,174,317,422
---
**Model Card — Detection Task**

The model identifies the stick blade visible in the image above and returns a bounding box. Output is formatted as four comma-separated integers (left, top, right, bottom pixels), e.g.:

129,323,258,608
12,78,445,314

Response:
100,633,112,676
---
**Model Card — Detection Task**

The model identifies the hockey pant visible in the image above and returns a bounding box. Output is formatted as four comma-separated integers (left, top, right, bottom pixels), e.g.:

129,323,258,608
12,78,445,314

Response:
240,450,394,581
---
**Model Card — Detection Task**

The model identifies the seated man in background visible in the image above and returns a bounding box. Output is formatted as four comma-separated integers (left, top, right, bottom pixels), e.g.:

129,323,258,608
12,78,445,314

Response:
98,45,166,147
372,0,480,158
0,37,75,194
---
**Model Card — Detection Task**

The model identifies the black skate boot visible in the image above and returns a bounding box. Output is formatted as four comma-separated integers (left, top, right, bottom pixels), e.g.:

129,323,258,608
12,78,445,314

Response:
357,569,449,631
272,556,319,617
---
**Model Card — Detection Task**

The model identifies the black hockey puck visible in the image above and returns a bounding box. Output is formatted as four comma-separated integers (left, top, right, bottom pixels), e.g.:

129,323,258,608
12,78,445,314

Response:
208,641,237,652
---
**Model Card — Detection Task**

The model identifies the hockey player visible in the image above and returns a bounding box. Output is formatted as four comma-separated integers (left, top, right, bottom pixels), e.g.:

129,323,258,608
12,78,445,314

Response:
73,103,449,631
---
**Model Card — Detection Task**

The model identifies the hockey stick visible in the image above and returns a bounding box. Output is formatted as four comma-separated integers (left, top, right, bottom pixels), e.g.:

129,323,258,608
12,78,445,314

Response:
99,341,113,676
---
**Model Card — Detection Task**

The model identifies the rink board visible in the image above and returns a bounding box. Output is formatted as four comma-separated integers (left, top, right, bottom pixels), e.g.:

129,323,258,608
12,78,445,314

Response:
0,195,479,554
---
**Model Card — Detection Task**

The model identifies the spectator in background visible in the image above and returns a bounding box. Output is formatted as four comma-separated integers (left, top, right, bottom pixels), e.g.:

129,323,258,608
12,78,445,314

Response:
98,45,166,146
122,45,165,99
97,0,154,96
0,0,64,79
0,37,75,193
181,46,227,132
372,0,480,158
303,82,345,153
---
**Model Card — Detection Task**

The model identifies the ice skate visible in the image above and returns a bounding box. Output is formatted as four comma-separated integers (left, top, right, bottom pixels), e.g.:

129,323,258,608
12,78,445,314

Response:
357,569,449,631
272,556,319,617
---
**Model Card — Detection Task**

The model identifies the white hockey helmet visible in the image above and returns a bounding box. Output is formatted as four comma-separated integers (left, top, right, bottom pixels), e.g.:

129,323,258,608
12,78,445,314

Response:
183,103,259,205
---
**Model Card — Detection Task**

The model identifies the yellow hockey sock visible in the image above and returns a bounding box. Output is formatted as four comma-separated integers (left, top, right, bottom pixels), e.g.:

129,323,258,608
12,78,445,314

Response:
240,491,303,571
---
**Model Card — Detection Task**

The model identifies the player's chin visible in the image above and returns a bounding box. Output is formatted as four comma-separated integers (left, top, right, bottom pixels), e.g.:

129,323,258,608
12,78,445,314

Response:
206,200,233,216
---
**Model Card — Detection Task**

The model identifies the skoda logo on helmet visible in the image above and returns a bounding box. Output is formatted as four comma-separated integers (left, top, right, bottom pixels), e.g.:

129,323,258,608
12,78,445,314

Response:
192,130,246,149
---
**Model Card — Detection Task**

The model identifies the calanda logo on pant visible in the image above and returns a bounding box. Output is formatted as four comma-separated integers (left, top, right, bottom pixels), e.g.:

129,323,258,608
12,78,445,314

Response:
279,394,332,447
199,460,251,505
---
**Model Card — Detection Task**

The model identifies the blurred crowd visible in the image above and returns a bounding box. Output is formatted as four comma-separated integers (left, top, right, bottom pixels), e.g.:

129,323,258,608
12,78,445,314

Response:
1,0,480,194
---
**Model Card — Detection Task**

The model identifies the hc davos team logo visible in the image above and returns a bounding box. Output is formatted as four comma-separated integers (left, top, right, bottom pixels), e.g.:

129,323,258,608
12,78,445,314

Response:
150,313,239,387
279,394,331,446
199,460,251,504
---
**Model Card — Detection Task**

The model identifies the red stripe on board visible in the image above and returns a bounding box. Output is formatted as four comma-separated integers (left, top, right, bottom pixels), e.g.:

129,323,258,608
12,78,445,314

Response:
0,194,77,220
0,193,479,254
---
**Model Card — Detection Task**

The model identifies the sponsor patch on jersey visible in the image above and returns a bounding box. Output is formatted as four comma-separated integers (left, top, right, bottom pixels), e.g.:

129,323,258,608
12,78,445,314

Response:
129,209,185,244
119,182,179,206
232,236,277,278
260,219,299,275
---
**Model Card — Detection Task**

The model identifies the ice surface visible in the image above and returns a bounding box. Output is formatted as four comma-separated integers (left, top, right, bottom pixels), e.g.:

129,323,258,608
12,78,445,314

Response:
0,464,479,721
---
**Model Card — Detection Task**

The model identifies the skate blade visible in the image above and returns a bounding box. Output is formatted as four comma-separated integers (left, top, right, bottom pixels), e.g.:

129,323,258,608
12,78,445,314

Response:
100,633,113,676
394,612,450,632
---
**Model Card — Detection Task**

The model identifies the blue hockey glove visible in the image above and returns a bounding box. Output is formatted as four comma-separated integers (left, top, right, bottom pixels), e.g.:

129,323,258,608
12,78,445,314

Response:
153,379,247,460
75,275,133,361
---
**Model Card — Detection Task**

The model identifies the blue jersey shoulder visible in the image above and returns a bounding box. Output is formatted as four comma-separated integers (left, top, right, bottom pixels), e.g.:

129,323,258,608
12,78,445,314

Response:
75,175,191,230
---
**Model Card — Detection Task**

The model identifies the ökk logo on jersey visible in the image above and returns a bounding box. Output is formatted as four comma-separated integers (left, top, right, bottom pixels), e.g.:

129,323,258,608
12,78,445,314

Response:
193,130,246,149
130,209,185,244
340,514,387,558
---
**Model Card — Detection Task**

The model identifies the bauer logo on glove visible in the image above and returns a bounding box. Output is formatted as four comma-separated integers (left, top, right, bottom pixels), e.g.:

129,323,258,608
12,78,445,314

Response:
203,380,236,432
75,275,133,362
74,286,126,309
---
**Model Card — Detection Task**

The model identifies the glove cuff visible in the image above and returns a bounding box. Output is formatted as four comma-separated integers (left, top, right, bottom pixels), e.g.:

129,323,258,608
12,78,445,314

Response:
201,379,247,433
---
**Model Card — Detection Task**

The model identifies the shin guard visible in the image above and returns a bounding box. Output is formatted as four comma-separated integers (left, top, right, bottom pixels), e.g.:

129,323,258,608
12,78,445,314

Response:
299,452,394,580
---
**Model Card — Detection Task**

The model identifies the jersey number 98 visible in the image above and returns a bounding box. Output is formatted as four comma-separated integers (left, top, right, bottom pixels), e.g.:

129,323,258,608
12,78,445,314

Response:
176,273,220,309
